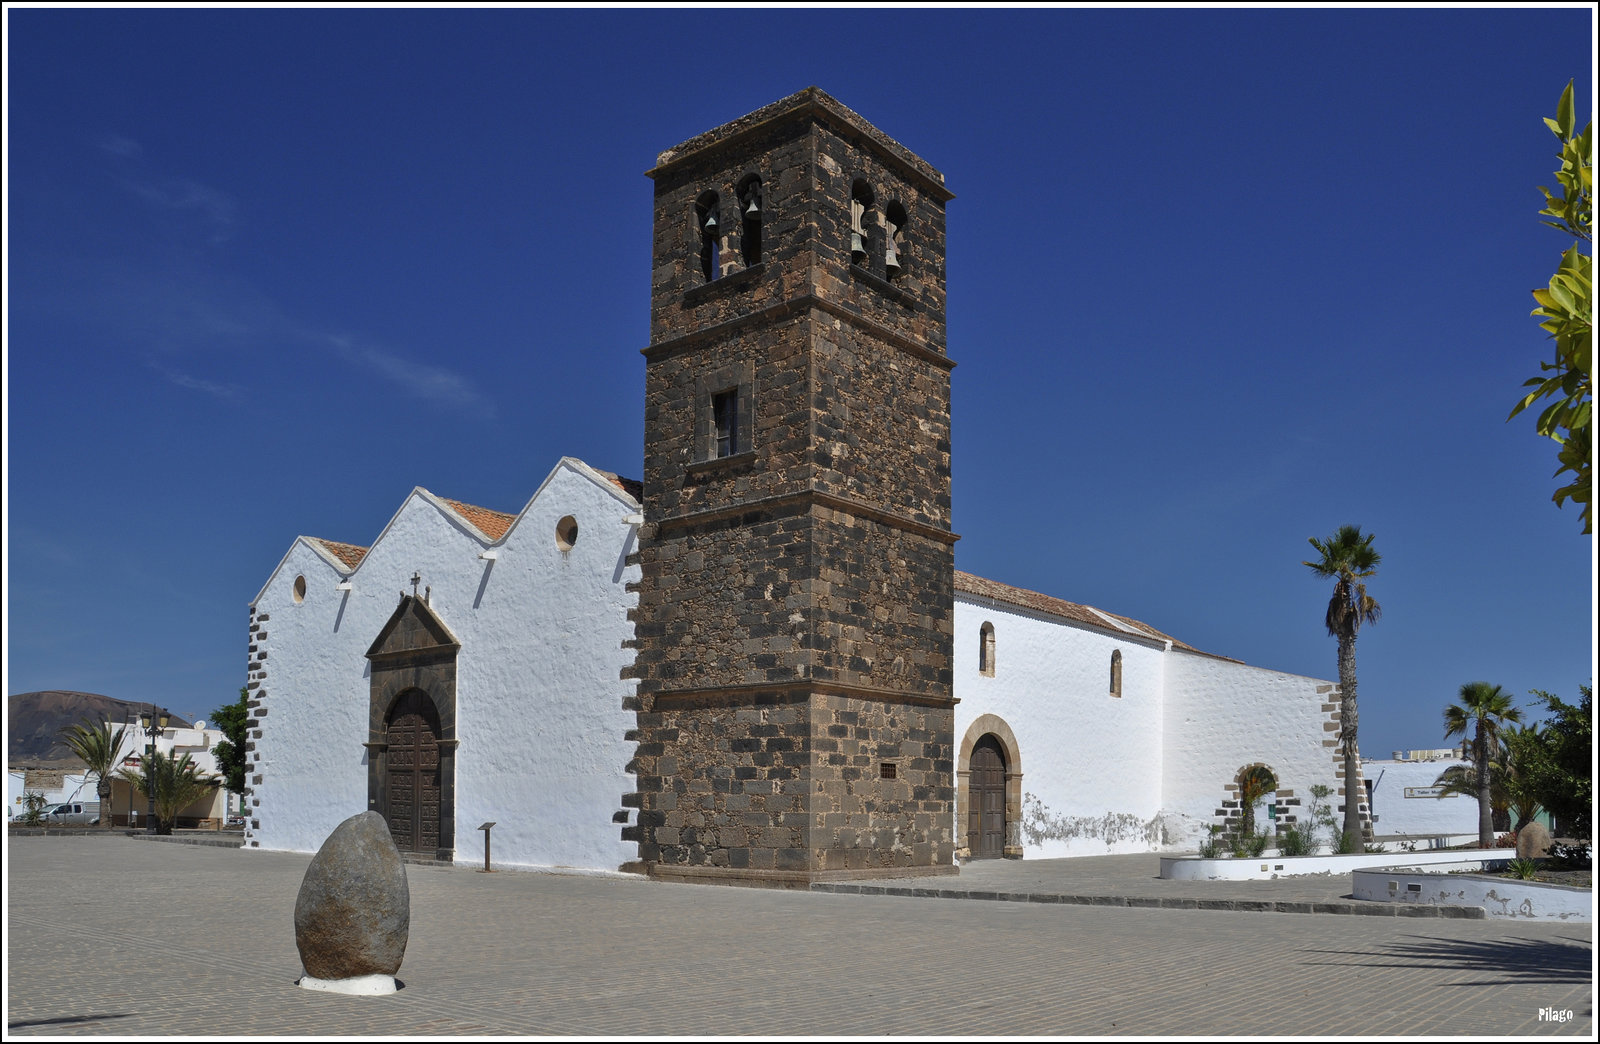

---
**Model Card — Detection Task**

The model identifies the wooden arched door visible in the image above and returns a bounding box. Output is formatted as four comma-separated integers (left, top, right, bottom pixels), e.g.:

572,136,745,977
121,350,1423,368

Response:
385,689,442,854
970,734,1008,859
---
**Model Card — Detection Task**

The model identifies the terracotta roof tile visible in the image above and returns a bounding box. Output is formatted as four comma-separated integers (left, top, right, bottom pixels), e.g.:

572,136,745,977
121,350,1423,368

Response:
309,538,369,570
594,469,643,504
954,570,1219,657
443,499,517,541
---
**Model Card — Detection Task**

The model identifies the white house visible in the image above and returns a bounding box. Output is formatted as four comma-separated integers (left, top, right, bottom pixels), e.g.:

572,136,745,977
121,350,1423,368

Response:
9,721,231,827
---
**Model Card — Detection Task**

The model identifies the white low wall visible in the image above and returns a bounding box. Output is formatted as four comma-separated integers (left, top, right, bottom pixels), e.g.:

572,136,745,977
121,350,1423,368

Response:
1161,847,1506,881
1352,863,1592,921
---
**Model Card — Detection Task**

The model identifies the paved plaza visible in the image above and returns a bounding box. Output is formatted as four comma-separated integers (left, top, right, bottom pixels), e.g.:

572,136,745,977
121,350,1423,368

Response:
5,835,1594,1036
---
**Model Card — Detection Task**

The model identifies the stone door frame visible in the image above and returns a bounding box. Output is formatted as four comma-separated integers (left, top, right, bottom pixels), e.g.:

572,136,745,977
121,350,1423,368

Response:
956,714,1023,860
364,594,460,862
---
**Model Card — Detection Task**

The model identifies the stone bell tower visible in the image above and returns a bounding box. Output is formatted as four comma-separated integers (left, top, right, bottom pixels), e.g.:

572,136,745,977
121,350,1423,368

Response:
624,88,958,885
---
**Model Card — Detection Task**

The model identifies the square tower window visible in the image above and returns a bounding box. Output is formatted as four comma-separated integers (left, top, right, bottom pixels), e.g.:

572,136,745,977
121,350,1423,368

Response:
694,360,755,465
713,389,740,458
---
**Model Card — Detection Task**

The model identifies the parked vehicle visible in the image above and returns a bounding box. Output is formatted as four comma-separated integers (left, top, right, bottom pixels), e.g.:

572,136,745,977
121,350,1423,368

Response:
41,802,99,825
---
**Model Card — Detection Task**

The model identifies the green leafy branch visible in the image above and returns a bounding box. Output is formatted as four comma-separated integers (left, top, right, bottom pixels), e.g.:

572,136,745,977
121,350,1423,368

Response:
1511,81,1592,534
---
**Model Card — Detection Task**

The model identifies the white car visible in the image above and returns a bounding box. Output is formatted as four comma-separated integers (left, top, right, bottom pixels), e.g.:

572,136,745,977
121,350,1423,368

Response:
42,803,99,825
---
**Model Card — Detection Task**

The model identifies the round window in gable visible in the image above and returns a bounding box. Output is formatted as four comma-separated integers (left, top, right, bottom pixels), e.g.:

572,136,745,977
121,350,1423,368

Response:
293,575,307,603
556,515,579,551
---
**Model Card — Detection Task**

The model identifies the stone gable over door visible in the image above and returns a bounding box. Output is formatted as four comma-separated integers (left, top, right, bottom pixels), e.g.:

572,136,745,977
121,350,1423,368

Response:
364,594,460,861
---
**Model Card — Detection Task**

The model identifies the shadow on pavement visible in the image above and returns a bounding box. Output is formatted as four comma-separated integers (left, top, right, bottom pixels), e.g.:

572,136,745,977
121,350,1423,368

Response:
1302,933,1593,985
8,1014,135,1030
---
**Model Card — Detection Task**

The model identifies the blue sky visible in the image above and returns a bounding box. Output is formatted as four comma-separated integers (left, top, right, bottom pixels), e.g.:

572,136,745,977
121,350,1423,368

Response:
5,7,1594,758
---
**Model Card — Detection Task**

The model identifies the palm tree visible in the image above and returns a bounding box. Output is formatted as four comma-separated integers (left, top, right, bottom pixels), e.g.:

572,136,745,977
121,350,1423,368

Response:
1304,525,1382,846
1443,681,1525,848
1499,723,1547,832
58,719,130,829
1236,765,1278,836
117,750,220,835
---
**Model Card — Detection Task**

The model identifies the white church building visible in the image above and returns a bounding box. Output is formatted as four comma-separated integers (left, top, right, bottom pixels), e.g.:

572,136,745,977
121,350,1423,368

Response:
245,458,1351,869
243,90,1358,874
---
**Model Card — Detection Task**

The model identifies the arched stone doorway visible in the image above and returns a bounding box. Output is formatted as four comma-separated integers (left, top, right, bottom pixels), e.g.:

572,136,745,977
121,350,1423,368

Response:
365,593,460,861
1220,762,1280,839
384,689,442,853
957,714,1023,860
970,735,1007,858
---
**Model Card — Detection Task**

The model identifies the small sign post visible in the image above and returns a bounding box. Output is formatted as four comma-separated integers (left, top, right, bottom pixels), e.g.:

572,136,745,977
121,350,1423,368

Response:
478,822,496,873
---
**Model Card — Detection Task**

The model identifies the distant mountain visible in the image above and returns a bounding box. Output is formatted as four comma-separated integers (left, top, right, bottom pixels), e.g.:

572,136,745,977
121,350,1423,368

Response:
8,691,193,767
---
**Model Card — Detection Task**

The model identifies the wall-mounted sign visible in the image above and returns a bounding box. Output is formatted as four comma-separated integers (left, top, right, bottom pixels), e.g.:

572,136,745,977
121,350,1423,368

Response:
1404,786,1458,799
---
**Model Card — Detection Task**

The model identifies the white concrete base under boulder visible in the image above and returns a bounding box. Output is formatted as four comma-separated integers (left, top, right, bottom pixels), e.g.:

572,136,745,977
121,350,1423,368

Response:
297,973,400,995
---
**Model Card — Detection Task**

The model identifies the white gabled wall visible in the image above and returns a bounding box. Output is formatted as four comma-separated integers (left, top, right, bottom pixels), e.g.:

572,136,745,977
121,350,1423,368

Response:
451,461,638,872
1159,651,1342,850
952,596,1167,857
249,538,368,852
247,458,638,872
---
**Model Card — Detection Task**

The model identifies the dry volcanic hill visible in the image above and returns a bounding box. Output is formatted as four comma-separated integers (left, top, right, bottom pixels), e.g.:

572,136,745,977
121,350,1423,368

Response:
8,691,193,768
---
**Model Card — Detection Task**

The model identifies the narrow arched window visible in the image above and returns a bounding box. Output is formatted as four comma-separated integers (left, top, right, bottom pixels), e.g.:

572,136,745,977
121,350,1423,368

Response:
884,200,907,277
850,179,875,265
979,622,996,677
695,191,721,282
1110,649,1123,698
737,175,763,266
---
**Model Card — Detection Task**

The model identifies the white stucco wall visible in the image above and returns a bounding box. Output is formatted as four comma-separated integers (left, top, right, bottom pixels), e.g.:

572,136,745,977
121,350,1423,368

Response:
952,596,1168,857
1159,651,1342,850
247,458,639,872
8,771,96,815
1363,758,1480,837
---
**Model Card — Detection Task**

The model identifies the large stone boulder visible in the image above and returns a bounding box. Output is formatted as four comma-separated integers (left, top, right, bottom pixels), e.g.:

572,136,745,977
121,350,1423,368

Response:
294,812,410,989
1516,821,1552,860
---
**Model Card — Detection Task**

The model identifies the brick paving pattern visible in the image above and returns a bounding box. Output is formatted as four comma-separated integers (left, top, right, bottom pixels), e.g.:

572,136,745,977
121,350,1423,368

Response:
5,836,1592,1036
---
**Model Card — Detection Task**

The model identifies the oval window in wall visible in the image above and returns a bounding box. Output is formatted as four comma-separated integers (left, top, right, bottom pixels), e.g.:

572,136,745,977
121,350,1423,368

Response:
556,515,579,551
293,575,307,603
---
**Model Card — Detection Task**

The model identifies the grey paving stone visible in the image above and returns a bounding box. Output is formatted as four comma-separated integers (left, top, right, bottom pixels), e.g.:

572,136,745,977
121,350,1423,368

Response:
5,837,1591,1037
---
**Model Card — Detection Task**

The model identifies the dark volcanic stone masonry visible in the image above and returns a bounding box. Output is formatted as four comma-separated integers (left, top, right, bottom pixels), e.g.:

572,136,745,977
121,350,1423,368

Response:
626,89,958,884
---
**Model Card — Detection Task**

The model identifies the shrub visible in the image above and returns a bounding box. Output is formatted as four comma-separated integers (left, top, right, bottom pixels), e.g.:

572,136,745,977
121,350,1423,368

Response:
1278,826,1314,857
1334,829,1358,855
1548,841,1592,870
21,791,47,826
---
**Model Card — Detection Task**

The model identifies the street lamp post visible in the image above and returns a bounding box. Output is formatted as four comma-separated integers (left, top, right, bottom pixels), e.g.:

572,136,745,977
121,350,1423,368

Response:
137,707,169,835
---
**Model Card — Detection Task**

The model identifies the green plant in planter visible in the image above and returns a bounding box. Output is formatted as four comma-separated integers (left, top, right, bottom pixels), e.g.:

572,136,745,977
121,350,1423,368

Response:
1304,783,1340,851
1226,830,1272,858
21,791,47,826
1507,858,1541,880
1278,826,1314,857
1198,824,1223,859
